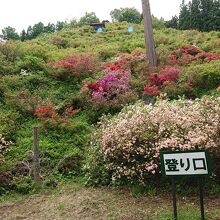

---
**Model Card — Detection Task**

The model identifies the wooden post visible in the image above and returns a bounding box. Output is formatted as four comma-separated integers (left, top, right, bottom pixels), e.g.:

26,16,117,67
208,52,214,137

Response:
33,127,40,182
141,0,157,66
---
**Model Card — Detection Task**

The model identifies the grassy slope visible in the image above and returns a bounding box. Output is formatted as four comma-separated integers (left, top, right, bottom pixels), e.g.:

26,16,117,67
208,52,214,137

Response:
0,22,219,182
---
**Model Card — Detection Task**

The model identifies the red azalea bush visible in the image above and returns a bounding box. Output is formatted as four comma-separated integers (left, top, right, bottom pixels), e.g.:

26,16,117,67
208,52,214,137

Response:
144,85,159,96
144,66,180,97
34,103,80,128
34,104,57,122
167,45,220,65
47,53,101,79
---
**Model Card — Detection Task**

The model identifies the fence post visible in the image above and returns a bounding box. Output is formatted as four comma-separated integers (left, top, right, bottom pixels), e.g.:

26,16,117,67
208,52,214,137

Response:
33,126,40,182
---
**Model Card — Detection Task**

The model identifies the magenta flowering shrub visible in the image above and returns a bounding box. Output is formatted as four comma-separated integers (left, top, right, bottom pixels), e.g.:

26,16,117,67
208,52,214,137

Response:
94,97,220,184
82,60,138,110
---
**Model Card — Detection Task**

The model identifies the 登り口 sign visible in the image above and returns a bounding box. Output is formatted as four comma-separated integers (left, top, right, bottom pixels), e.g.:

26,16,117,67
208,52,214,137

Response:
160,150,211,177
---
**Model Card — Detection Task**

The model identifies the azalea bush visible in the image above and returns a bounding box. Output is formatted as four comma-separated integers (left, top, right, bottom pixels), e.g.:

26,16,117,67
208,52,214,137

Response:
34,103,80,129
0,134,12,164
81,57,138,111
167,45,220,65
86,97,220,185
47,53,101,79
144,66,180,97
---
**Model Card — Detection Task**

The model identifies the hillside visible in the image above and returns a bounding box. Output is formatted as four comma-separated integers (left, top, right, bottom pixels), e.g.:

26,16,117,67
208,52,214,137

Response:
0,22,219,197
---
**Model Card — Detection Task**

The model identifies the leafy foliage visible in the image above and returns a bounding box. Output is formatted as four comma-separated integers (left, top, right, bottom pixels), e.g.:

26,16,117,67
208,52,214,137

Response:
166,0,220,32
110,7,142,24
88,97,220,185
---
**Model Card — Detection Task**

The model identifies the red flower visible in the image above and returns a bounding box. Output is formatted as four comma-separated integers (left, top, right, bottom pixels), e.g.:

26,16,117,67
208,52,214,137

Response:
144,85,159,96
34,104,57,121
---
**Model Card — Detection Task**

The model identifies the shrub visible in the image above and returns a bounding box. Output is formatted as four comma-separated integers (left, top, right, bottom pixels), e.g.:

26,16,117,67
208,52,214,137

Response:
15,55,45,72
34,103,80,129
88,97,220,185
167,45,220,65
0,41,19,62
82,59,138,111
181,60,220,90
5,89,43,115
0,134,12,164
0,109,20,139
50,36,69,49
144,66,180,97
47,53,100,79
0,53,14,75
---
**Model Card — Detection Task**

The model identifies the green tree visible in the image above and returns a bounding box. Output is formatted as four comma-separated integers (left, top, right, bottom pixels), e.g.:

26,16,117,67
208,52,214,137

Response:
110,7,142,23
26,26,33,40
189,0,202,30
1,26,20,40
44,23,56,33
69,18,78,28
200,0,220,31
179,0,191,30
20,29,26,41
32,22,44,38
56,21,66,31
152,16,166,29
78,12,100,26
165,16,179,29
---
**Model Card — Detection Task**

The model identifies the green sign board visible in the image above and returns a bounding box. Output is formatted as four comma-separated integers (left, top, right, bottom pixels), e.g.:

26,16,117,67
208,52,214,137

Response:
160,150,211,177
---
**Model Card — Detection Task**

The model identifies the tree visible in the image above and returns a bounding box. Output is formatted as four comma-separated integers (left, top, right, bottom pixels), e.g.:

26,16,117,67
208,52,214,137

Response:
110,7,142,23
69,18,78,28
26,26,33,40
200,0,220,31
152,16,166,29
110,9,121,22
20,29,26,41
1,26,20,40
178,0,191,30
169,0,220,32
32,22,45,38
78,12,100,26
165,16,179,29
189,0,202,30
56,21,66,31
44,22,56,33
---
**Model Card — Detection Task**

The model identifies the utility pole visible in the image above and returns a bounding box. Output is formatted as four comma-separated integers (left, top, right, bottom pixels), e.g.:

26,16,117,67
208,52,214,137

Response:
141,0,157,67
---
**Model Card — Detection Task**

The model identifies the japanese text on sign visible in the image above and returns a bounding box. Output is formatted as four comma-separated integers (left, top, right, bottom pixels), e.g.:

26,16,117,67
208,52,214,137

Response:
160,151,211,176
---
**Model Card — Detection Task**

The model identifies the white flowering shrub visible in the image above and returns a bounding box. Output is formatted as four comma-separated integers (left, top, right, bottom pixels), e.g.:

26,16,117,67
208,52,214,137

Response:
0,134,12,163
91,96,220,185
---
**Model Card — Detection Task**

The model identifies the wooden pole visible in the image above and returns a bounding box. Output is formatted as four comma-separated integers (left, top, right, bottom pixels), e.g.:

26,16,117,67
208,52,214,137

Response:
33,127,40,182
141,0,157,67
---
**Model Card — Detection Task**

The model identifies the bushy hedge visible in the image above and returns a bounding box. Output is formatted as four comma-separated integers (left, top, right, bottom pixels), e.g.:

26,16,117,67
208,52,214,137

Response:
86,97,220,185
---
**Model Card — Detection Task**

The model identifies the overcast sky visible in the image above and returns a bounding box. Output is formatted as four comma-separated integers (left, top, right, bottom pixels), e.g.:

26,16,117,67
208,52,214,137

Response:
0,0,187,33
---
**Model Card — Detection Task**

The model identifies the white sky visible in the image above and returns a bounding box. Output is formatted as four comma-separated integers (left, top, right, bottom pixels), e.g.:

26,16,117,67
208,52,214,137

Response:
0,0,187,33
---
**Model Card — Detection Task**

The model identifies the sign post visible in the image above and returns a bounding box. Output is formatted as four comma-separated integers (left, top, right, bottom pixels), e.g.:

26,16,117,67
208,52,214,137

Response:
160,150,211,220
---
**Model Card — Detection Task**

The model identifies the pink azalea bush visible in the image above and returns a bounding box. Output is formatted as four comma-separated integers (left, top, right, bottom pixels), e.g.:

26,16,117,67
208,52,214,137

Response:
81,59,138,110
93,96,220,184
